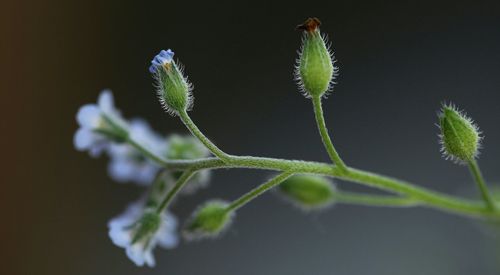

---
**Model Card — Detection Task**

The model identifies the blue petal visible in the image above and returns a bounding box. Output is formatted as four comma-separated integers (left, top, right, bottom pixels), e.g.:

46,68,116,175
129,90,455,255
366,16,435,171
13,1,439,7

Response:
73,128,97,150
76,104,101,128
108,159,136,183
98,89,115,114
149,64,157,73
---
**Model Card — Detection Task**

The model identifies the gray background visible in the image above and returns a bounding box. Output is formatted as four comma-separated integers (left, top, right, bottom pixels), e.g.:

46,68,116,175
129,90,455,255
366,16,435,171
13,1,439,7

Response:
3,0,500,274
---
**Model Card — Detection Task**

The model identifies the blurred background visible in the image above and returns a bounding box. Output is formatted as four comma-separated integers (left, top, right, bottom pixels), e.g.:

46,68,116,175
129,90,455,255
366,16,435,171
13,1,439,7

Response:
3,0,500,274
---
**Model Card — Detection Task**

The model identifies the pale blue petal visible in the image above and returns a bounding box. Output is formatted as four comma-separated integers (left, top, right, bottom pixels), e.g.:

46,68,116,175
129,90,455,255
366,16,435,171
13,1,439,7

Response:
73,128,97,150
76,104,101,128
108,159,136,183
134,165,159,185
108,223,131,248
126,245,146,266
149,49,174,73
129,118,167,154
98,89,114,114
157,233,179,249
126,244,155,267
157,212,179,249
107,143,133,160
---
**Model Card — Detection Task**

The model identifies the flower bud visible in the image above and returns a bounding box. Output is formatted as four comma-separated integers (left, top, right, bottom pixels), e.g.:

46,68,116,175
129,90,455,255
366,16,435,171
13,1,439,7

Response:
295,18,337,98
183,200,234,240
278,175,335,209
439,103,481,163
149,49,193,115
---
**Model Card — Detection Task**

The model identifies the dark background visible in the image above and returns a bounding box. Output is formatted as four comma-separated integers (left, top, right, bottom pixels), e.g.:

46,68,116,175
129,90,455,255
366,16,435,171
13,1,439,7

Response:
3,0,500,274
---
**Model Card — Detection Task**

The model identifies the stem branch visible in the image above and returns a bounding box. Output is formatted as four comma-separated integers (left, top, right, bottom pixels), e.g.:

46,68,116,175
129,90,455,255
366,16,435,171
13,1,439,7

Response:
311,96,347,171
333,192,420,207
126,132,499,219
226,171,294,212
179,110,231,162
468,159,496,210
156,169,195,213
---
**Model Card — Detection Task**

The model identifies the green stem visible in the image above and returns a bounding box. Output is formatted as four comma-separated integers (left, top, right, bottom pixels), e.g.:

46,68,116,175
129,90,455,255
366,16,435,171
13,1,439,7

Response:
179,110,231,162
311,95,347,171
468,159,496,210
333,192,420,207
156,169,195,214
127,137,169,164
342,167,494,217
126,137,498,219
226,172,294,212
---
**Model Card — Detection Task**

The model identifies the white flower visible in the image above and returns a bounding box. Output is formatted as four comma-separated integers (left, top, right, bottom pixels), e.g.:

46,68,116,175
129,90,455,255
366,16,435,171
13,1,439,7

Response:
73,90,128,157
107,119,167,185
108,199,179,267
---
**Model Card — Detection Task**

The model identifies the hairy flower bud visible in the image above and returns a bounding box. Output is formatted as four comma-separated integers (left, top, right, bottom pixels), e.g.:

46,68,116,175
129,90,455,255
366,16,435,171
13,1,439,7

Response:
295,18,338,98
278,175,335,209
183,200,234,240
439,103,481,163
150,49,193,115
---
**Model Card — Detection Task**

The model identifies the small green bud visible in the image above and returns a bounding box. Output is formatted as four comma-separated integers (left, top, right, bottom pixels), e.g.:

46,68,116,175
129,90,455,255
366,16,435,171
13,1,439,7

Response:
183,200,234,240
150,49,193,115
131,211,162,245
295,18,337,98
278,175,335,209
439,103,481,164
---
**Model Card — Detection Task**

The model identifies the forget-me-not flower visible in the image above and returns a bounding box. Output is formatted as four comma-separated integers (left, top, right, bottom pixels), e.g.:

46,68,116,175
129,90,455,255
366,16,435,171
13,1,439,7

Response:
108,199,179,267
74,90,128,157
107,119,167,185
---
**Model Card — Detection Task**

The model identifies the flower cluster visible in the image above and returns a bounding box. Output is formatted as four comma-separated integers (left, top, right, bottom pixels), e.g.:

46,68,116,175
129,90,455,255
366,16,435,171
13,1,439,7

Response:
74,90,128,157
108,199,178,267
74,90,212,266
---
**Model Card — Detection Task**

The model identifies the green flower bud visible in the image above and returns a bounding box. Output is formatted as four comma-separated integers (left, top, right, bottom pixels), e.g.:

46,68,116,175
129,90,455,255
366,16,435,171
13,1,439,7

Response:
183,200,234,240
278,175,335,209
439,103,481,163
150,49,193,115
131,211,162,245
295,18,337,98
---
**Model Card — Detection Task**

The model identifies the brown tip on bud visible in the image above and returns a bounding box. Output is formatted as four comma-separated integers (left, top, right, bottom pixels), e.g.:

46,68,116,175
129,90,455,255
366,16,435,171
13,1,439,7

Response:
296,17,321,32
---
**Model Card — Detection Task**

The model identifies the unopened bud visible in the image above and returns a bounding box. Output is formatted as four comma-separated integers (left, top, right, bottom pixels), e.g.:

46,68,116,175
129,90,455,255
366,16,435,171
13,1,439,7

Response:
439,103,481,163
278,174,335,209
149,49,192,115
295,18,337,98
183,200,234,240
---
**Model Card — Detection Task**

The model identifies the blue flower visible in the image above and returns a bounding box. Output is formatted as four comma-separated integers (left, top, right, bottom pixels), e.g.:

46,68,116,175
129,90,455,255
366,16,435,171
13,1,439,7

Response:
107,119,167,185
108,199,179,267
149,49,174,74
73,90,128,157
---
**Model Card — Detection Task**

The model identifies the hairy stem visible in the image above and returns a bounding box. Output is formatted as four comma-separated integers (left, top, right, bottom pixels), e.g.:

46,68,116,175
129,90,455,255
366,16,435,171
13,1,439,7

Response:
156,169,195,214
226,172,294,212
333,192,420,207
127,135,499,219
468,159,496,210
179,110,231,162
311,95,347,171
